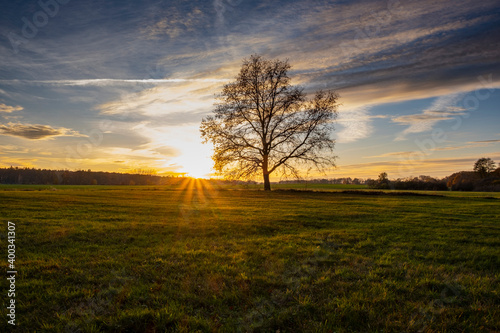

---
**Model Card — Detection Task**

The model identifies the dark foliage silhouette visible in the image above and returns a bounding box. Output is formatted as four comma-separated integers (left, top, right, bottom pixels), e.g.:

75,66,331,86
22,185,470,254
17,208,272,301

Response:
474,157,496,178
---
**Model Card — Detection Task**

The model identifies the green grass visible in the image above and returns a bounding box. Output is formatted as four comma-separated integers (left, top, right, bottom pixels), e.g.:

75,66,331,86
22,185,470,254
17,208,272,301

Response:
0,182,499,332
238,183,369,191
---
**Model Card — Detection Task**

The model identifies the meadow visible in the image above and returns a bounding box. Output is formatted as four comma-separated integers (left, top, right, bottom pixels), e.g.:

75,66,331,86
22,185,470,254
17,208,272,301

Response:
1,181,499,332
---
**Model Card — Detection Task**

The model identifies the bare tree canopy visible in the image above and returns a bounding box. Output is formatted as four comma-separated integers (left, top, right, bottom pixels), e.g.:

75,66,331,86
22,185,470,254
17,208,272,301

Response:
200,55,340,190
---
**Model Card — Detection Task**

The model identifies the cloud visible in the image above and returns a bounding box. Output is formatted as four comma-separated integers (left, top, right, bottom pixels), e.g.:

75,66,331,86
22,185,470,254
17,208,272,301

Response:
472,139,500,143
0,123,85,140
94,144,182,174
0,145,24,154
98,80,221,118
335,11,492,62
0,103,23,113
431,139,500,151
366,139,500,159
0,145,53,156
432,143,487,151
0,0,498,177
0,79,230,87
281,0,500,106
2,0,498,108
141,7,206,39
366,151,421,158
392,94,468,140
336,106,387,143
367,144,486,159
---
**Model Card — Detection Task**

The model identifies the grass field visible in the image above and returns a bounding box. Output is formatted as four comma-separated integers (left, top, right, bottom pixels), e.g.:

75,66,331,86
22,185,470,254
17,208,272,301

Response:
233,183,369,191
1,181,499,332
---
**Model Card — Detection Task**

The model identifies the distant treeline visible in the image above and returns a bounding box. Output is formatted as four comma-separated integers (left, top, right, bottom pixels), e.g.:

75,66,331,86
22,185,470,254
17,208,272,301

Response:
2,166,500,191
0,167,173,185
279,177,366,185
367,169,500,192
280,166,500,192
0,167,258,186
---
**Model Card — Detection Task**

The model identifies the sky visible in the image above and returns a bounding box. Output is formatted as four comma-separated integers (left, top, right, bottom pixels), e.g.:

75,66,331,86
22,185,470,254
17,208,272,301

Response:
0,0,499,179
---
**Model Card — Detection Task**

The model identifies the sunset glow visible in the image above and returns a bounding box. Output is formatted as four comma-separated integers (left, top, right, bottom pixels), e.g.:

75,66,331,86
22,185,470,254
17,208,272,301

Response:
170,144,214,179
1,1,499,179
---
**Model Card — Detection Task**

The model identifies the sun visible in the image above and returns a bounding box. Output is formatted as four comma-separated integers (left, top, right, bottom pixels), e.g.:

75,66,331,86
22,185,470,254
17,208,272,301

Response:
149,125,215,179
172,145,214,179
183,162,212,179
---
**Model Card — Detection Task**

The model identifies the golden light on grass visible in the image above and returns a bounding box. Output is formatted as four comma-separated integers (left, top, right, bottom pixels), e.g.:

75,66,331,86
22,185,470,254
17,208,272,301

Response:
171,177,220,245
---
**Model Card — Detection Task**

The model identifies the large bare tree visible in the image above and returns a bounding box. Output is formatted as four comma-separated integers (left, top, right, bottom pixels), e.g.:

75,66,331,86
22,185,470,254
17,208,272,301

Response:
200,55,340,190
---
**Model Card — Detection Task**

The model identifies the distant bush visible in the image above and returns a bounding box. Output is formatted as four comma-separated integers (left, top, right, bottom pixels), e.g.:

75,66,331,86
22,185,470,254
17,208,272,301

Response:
368,174,448,191
392,178,448,191
445,170,500,192
367,172,391,189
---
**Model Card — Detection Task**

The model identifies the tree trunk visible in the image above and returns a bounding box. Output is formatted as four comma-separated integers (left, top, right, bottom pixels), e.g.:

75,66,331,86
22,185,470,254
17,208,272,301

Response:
262,153,271,191
263,172,271,191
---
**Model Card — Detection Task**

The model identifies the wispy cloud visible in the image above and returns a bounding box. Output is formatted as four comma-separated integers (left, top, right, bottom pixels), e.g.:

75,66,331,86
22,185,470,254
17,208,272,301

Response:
392,94,467,140
0,123,85,140
0,79,230,87
432,139,500,151
336,106,386,143
366,151,420,158
0,103,23,113
98,80,222,118
141,7,206,40
0,144,25,154
472,139,500,143
282,0,500,106
1,0,498,106
366,139,500,159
